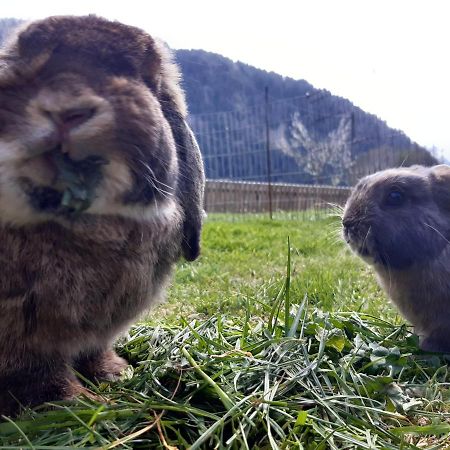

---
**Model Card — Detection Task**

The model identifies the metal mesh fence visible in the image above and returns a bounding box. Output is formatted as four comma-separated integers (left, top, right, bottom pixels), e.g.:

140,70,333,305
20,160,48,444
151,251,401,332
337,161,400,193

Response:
189,91,437,218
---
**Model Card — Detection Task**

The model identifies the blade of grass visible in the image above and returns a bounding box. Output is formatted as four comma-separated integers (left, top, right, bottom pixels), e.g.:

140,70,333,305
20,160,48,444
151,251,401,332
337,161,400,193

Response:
181,347,234,411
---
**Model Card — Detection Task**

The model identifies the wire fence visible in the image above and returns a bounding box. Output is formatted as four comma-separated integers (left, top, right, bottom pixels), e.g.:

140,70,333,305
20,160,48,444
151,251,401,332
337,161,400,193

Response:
189,90,437,218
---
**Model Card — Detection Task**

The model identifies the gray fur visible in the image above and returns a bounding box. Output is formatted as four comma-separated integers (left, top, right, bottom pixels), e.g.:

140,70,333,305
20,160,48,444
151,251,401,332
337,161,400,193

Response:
343,165,450,352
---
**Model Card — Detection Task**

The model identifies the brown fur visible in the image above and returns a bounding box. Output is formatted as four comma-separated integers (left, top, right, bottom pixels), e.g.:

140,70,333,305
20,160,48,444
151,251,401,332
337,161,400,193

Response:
343,165,450,352
74,349,129,382
0,15,204,415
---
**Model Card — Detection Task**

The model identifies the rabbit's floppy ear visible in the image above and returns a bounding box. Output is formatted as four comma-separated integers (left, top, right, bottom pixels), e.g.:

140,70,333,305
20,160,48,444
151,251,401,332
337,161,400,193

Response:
430,165,450,210
176,118,205,262
141,41,204,261
164,108,205,261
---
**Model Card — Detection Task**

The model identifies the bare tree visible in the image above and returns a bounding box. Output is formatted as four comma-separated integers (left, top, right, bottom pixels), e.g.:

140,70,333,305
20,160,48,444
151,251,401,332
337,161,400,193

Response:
273,113,353,185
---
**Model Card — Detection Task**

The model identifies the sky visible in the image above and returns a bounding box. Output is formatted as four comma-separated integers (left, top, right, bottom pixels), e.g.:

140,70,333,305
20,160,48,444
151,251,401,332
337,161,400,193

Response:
2,0,450,157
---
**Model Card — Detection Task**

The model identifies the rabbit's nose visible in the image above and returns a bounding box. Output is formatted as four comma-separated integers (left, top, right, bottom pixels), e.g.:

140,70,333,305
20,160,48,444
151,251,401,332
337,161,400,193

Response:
45,107,96,131
342,217,357,230
58,108,96,129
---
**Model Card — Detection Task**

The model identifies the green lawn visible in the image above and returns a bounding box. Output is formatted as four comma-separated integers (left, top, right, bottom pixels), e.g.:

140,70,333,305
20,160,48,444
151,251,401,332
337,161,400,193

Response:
162,213,393,321
1,214,449,449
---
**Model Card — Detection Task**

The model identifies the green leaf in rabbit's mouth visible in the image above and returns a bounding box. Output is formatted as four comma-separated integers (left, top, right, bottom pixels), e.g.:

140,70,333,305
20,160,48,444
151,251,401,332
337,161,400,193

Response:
25,149,109,217
51,150,109,214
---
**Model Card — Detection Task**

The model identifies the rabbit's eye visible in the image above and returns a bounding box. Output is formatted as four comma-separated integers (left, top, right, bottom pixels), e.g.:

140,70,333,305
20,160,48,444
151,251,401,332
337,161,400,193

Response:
385,190,405,207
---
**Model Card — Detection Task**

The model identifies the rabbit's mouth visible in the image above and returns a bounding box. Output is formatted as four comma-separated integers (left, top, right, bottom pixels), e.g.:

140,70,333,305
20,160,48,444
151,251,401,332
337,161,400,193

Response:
350,240,377,264
20,147,108,217
344,221,371,252
345,226,420,270
343,224,383,266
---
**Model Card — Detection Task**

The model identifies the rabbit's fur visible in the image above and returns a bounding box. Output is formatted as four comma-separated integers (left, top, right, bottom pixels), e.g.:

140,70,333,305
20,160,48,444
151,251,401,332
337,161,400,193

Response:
343,165,450,352
0,15,204,415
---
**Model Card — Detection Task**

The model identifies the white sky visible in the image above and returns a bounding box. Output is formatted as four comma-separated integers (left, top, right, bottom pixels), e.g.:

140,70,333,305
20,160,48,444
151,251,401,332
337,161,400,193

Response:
2,0,450,156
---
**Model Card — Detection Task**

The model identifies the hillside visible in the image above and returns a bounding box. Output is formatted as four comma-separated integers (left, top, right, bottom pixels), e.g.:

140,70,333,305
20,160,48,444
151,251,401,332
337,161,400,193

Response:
176,49,436,185
175,49,314,114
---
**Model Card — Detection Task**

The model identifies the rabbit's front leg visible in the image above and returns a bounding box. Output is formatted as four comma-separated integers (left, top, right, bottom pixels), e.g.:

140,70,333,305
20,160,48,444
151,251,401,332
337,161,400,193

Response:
73,349,128,382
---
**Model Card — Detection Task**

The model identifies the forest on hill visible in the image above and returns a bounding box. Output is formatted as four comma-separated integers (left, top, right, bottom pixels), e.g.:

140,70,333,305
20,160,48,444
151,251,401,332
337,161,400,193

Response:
177,49,436,185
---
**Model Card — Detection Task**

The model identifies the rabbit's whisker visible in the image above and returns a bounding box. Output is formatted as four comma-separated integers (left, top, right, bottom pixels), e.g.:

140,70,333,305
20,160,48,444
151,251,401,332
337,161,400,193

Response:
142,173,173,200
326,202,345,219
360,225,371,254
424,223,450,246
382,250,393,296
137,159,175,191
136,161,175,200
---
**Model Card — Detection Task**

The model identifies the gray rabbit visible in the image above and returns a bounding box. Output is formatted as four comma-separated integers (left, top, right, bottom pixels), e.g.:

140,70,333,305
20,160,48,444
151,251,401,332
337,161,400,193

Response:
343,165,450,353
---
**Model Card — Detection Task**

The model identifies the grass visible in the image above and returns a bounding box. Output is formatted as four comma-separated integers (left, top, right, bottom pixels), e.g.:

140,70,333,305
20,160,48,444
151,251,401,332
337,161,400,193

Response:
163,212,393,321
1,213,449,449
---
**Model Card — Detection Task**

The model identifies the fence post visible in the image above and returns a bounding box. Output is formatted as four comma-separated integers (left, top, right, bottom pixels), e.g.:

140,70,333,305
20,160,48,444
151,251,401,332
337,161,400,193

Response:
265,86,273,219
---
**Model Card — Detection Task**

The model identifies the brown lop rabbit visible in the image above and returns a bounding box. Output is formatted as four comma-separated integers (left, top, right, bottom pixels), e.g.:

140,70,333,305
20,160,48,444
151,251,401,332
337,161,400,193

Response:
0,15,205,416
342,165,450,353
